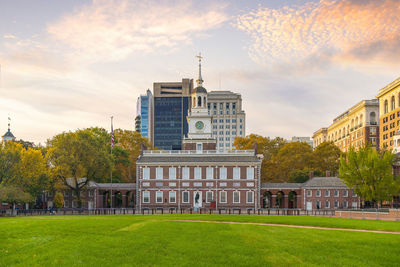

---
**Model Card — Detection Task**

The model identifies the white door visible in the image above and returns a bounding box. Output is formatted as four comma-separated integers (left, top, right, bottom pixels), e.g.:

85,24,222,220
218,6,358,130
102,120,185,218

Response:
306,201,312,211
88,201,93,210
193,191,202,208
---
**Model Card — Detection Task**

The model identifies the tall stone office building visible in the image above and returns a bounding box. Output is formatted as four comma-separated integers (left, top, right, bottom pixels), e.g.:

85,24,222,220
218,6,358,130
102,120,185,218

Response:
152,79,193,150
207,91,246,151
135,57,246,151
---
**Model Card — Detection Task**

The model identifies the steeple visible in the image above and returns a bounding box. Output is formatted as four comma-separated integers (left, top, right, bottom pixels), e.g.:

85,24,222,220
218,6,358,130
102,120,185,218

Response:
2,116,16,142
196,53,203,87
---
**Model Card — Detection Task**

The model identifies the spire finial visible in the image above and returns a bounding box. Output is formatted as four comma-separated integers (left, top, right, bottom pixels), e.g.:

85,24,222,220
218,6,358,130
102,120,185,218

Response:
7,116,10,131
196,53,203,87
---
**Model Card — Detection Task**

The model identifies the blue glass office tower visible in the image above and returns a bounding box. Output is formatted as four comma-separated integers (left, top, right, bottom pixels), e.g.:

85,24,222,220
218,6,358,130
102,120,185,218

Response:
135,89,153,139
153,79,193,150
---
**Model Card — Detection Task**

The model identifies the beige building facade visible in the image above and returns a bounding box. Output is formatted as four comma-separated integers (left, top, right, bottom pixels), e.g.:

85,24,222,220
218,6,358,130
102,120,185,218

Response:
313,99,379,152
376,77,400,151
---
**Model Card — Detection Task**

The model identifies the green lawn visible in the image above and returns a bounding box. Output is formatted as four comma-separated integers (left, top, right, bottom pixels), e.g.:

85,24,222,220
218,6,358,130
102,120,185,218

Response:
1,215,400,266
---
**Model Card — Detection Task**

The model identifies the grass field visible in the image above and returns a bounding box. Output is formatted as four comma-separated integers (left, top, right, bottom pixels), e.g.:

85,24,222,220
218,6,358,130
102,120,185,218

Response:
1,215,400,266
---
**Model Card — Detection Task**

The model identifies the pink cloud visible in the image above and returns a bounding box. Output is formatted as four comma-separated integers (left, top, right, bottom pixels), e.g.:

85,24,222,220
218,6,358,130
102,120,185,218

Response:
47,0,228,63
236,0,400,67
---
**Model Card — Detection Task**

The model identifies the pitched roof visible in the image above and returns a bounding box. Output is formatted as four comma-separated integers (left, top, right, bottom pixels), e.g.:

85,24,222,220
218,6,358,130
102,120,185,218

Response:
2,129,15,138
301,177,348,188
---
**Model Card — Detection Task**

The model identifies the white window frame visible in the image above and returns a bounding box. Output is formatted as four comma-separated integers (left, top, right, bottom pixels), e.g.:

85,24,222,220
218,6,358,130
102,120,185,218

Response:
169,191,176,203
219,191,227,203
316,200,321,209
194,167,202,179
206,167,214,179
143,191,150,203
156,167,163,179
316,190,321,197
182,167,190,180
246,191,254,203
343,190,348,197
219,167,227,179
233,167,240,180
182,191,189,203
246,167,254,180
143,167,150,180
325,200,330,208
307,190,312,197
233,191,240,203
206,191,213,203
334,200,338,209
334,190,339,197
169,167,176,180
325,190,330,197
156,191,163,203
343,201,348,208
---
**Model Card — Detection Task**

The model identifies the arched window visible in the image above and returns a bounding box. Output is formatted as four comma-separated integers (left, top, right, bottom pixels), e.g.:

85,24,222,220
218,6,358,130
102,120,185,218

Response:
203,96,206,108
370,112,376,124
193,97,196,107
197,96,202,107
398,93,400,108
391,96,395,111
384,100,388,114
343,127,346,137
351,119,354,129
355,117,359,127
359,114,363,126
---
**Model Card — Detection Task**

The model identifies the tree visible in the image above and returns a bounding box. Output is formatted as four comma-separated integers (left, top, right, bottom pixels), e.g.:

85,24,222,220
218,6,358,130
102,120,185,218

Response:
234,134,286,181
0,141,22,184
339,146,400,207
313,142,342,175
269,142,314,182
46,128,113,208
0,185,33,215
53,192,64,208
14,147,49,199
113,129,152,182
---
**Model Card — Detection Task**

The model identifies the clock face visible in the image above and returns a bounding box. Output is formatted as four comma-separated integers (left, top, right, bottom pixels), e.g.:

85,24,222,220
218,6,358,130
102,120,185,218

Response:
195,121,204,130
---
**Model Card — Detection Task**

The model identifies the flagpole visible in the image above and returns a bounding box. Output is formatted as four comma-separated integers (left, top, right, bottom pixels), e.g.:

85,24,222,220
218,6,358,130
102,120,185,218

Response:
110,116,113,210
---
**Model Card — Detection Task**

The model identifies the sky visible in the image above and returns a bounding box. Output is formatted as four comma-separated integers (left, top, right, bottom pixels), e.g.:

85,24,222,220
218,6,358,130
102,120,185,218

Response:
0,0,399,144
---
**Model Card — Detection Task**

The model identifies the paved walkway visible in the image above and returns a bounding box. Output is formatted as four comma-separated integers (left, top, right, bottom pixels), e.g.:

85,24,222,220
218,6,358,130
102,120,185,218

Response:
169,219,400,235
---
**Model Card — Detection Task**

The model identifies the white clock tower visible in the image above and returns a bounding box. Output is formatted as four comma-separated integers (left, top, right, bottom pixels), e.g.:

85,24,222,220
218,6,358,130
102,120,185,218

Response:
182,54,216,151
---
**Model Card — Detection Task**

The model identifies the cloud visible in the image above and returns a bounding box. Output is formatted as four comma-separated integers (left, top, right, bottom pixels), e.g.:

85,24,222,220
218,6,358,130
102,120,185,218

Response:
235,0,400,68
47,0,228,63
3,34,17,39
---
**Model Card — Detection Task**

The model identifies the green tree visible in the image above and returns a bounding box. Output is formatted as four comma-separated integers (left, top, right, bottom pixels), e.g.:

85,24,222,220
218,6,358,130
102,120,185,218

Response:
269,142,314,182
313,142,342,175
113,129,152,182
53,192,64,208
0,185,33,215
0,141,22,184
339,146,400,207
46,128,113,208
234,134,286,181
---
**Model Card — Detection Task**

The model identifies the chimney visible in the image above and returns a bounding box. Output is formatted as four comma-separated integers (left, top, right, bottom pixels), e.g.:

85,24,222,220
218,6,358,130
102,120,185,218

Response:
326,171,331,177
253,142,258,155
309,171,314,179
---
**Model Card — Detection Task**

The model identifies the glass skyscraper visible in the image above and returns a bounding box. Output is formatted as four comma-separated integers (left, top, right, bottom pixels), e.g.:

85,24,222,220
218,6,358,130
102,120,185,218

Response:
152,79,193,150
154,97,190,150
135,89,153,139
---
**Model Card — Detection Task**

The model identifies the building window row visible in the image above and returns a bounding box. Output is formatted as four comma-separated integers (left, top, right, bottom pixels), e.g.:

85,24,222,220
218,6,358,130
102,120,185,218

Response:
307,189,355,197
142,190,254,204
142,167,255,180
